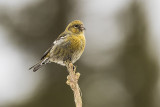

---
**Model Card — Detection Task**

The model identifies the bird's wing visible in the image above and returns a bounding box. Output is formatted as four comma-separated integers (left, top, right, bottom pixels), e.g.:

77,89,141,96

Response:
40,32,70,60
40,45,53,60
53,32,69,44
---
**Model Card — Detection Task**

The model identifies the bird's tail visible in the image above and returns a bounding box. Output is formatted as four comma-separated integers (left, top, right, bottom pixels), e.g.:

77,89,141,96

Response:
29,58,49,72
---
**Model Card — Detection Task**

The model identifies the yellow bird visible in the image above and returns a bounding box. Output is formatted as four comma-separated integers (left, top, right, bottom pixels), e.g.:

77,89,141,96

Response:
29,20,86,72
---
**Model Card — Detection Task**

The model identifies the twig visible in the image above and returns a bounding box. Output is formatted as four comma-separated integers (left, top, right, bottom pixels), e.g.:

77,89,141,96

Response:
66,63,82,107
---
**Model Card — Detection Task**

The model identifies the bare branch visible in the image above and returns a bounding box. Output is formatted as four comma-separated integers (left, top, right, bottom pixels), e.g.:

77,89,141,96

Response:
66,63,82,107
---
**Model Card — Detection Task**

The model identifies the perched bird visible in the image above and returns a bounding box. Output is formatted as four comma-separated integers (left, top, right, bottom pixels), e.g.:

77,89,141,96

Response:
29,20,86,72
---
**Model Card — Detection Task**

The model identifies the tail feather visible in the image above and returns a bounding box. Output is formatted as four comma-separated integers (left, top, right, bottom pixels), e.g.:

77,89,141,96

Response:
29,58,49,72
29,62,42,72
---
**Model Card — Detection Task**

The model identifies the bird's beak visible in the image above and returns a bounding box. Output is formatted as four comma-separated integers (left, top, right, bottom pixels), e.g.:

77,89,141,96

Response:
79,25,86,31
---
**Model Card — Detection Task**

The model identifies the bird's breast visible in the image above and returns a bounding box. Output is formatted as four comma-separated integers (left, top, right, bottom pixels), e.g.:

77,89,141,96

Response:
67,34,85,51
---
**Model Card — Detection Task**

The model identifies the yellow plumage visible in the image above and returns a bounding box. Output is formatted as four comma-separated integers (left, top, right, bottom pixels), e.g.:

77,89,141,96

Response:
29,20,86,72
66,34,85,51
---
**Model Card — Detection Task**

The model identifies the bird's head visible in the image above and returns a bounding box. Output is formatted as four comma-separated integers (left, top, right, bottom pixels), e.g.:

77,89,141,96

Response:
66,20,85,34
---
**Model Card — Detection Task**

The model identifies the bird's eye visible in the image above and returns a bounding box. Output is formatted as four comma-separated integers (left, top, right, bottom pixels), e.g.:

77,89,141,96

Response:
74,25,79,28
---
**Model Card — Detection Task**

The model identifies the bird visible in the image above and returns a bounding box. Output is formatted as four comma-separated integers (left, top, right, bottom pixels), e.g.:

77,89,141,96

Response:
29,20,86,72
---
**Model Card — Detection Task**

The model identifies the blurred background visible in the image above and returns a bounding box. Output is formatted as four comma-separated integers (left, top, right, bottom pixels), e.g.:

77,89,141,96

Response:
0,0,160,107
